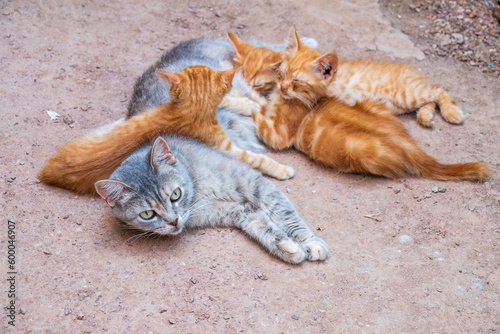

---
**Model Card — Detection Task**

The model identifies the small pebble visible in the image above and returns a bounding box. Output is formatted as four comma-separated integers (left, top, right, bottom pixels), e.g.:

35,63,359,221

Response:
286,188,291,193
77,314,84,320
190,277,197,284
80,106,89,111
169,318,176,324
62,115,74,125
43,251,52,255
159,309,167,314
291,314,299,320
19,306,26,315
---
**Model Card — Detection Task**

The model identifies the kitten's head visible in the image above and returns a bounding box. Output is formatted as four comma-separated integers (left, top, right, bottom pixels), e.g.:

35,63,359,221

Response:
227,32,283,95
156,65,239,109
276,26,338,107
95,137,194,236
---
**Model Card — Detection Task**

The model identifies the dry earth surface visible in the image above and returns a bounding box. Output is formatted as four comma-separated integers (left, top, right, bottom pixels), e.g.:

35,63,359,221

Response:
1,0,499,333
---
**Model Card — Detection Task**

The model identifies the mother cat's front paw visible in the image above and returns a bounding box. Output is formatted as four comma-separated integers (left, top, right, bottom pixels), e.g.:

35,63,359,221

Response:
276,239,307,264
303,237,329,261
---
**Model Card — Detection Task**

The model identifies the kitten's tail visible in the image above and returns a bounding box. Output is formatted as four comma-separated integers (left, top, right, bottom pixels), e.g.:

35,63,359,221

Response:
408,146,489,182
39,139,132,195
39,119,139,195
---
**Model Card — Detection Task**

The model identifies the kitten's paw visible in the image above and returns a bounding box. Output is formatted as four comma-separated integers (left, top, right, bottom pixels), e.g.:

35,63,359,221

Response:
416,103,435,128
232,97,256,116
277,239,307,264
276,165,295,180
303,237,329,261
441,105,465,125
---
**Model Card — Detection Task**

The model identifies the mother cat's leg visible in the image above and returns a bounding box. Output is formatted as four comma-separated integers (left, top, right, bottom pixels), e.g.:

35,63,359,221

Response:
237,210,308,264
263,189,329,261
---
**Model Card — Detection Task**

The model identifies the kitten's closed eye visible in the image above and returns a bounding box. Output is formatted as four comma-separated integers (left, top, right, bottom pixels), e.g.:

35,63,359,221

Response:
139,210,156,220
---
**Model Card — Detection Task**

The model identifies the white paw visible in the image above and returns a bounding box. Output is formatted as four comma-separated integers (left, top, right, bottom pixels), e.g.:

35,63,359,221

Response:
231,97,257,116
277,239,306,264
279,166,295,180
304,238,329,261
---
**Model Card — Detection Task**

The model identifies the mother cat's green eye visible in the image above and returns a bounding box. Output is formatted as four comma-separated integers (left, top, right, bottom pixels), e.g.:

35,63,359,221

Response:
139,210,155,220
170,188,181,202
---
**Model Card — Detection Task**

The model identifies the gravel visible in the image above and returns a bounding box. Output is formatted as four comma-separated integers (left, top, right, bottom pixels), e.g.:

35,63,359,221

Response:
383,0,500,76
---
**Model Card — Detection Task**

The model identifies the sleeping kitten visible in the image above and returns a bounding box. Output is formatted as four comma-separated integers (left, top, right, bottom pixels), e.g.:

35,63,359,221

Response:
95,136,329,264
248,28,489,181
39,65,294,195
228,30,464,127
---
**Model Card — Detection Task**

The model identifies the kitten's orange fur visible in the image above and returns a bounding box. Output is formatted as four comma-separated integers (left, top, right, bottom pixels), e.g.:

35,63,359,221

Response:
228,31,464,127
39,66,294,195
245,28,488,181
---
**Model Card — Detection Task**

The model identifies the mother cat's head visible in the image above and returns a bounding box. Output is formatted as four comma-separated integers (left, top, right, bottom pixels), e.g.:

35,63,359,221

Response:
95,137,194,235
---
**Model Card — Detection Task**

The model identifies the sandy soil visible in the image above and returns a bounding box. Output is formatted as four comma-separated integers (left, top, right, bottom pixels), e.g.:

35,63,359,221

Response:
1,0,499,333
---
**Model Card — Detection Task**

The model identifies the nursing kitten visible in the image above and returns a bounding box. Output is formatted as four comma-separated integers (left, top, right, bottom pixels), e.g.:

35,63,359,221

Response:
127,36,318,152
228,29,464,127
39,65,294,195
95,136,329,264
248,29,488,181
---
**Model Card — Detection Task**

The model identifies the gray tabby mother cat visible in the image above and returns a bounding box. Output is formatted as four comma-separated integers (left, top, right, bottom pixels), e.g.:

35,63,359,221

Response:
95,136,329,264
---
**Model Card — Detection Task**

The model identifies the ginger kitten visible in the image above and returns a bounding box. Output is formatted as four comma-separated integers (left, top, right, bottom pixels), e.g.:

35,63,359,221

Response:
247,28,488,181
228,30,464,127
39,66,294,195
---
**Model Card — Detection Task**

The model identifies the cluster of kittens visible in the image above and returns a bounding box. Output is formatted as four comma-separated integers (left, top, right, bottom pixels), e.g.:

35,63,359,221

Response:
39,27,488,264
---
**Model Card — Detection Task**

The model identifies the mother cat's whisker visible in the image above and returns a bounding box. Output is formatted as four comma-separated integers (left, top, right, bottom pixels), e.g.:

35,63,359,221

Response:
125,231,153,244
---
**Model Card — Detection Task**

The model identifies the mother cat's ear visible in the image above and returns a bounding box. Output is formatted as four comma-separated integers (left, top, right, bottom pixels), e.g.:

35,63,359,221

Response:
312,51,338,81
95,180,130,207
156,71,182,92
285,25,304,54
150,137,176,171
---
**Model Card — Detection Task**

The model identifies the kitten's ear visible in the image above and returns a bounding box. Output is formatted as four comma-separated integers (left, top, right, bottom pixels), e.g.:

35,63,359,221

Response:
227,32,251,58
150,137,176,170
95,180,129,207
313,51,338,81
285,25,304,54
219,66,240,86
156,71,182,91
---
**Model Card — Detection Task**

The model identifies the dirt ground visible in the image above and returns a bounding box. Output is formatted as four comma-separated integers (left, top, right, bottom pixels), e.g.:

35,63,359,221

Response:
1,0,499,333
